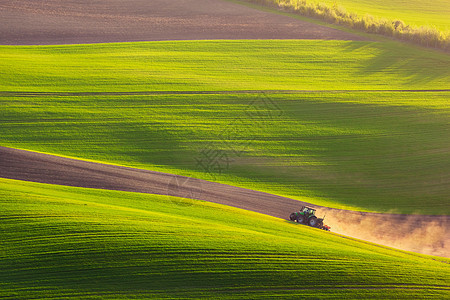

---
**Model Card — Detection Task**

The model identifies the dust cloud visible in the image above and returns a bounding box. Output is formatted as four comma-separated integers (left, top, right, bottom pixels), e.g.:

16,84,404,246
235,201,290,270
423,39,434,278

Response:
321,209,450,257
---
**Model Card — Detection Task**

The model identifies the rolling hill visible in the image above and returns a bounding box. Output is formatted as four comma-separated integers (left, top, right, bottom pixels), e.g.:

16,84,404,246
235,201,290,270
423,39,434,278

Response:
0,0,449,298
1,178,449,298
1,40,449,214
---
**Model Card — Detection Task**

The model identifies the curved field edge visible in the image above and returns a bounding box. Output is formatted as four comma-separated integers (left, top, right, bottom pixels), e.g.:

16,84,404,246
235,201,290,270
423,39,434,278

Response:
1,40,449,214
1,145,448,257
1,91,449,214
1,178,449,299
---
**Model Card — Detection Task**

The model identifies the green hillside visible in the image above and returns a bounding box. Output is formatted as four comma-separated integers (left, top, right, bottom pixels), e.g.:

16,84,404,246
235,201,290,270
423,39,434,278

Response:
1,178,449,299
1,40,449,214
0,40,449,92
317,0,450,31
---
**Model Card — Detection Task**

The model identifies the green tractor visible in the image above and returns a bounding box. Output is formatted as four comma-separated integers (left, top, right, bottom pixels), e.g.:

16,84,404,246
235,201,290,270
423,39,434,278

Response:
289,206,330,231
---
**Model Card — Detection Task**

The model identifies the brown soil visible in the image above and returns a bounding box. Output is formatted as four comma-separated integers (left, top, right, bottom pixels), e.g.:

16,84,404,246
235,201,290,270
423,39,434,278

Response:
1,146,448,257
0,0,365,45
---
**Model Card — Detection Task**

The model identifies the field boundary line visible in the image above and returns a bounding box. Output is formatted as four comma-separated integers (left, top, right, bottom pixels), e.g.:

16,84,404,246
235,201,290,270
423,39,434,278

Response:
1,90,449,97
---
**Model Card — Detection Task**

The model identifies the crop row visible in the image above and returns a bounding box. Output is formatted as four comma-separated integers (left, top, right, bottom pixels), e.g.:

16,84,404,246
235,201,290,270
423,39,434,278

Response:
1,179,449,298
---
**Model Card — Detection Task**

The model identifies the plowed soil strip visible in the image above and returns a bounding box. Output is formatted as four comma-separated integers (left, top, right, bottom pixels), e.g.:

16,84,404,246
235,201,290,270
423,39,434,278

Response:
0,0,365,45
0,146,310,218
1,146,449,257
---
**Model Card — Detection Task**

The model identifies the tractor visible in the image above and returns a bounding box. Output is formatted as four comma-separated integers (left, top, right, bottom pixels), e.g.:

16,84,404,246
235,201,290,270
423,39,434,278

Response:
289,206,330,231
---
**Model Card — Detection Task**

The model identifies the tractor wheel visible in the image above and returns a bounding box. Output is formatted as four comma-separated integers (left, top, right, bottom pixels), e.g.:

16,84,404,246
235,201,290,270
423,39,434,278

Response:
289,213,297,221
308,216,318,227
297,215,305,224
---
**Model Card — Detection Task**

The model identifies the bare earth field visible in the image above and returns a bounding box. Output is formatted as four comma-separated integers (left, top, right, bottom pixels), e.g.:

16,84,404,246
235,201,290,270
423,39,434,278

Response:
0,0,365,45
1,146,448,257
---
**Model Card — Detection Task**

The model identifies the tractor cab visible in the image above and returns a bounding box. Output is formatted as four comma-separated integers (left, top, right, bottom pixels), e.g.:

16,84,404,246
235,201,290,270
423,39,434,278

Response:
300,206,315,216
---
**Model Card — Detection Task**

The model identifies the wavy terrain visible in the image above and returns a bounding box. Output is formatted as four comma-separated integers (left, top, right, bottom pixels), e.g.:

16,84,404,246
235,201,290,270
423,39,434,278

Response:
1,0,449,297
2,177,449,299
1,146,448,257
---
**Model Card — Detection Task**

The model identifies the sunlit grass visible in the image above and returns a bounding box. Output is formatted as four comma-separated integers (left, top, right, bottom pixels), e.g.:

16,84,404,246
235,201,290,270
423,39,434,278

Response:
0,40,449,92
1,40,449,213
1,91,449,213
1,178,449,298
317,0,450,30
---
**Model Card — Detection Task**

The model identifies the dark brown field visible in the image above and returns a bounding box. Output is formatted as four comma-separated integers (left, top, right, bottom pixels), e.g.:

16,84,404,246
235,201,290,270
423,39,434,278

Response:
0,0,365,45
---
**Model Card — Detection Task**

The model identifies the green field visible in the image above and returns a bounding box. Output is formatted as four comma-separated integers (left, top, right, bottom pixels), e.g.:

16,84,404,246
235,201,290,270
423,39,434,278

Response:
1,40,449,92
318,0,450,31
1,178,449,299
1,40,449,214
1,9,450,298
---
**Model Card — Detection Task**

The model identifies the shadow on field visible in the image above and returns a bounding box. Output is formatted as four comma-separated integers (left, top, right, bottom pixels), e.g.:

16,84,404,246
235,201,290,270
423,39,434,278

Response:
242,95,449,214
342,42,450,85
111,123,187,167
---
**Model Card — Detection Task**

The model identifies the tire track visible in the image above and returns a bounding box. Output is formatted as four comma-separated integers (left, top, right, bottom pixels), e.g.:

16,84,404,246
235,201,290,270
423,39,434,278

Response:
1,90,449,97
